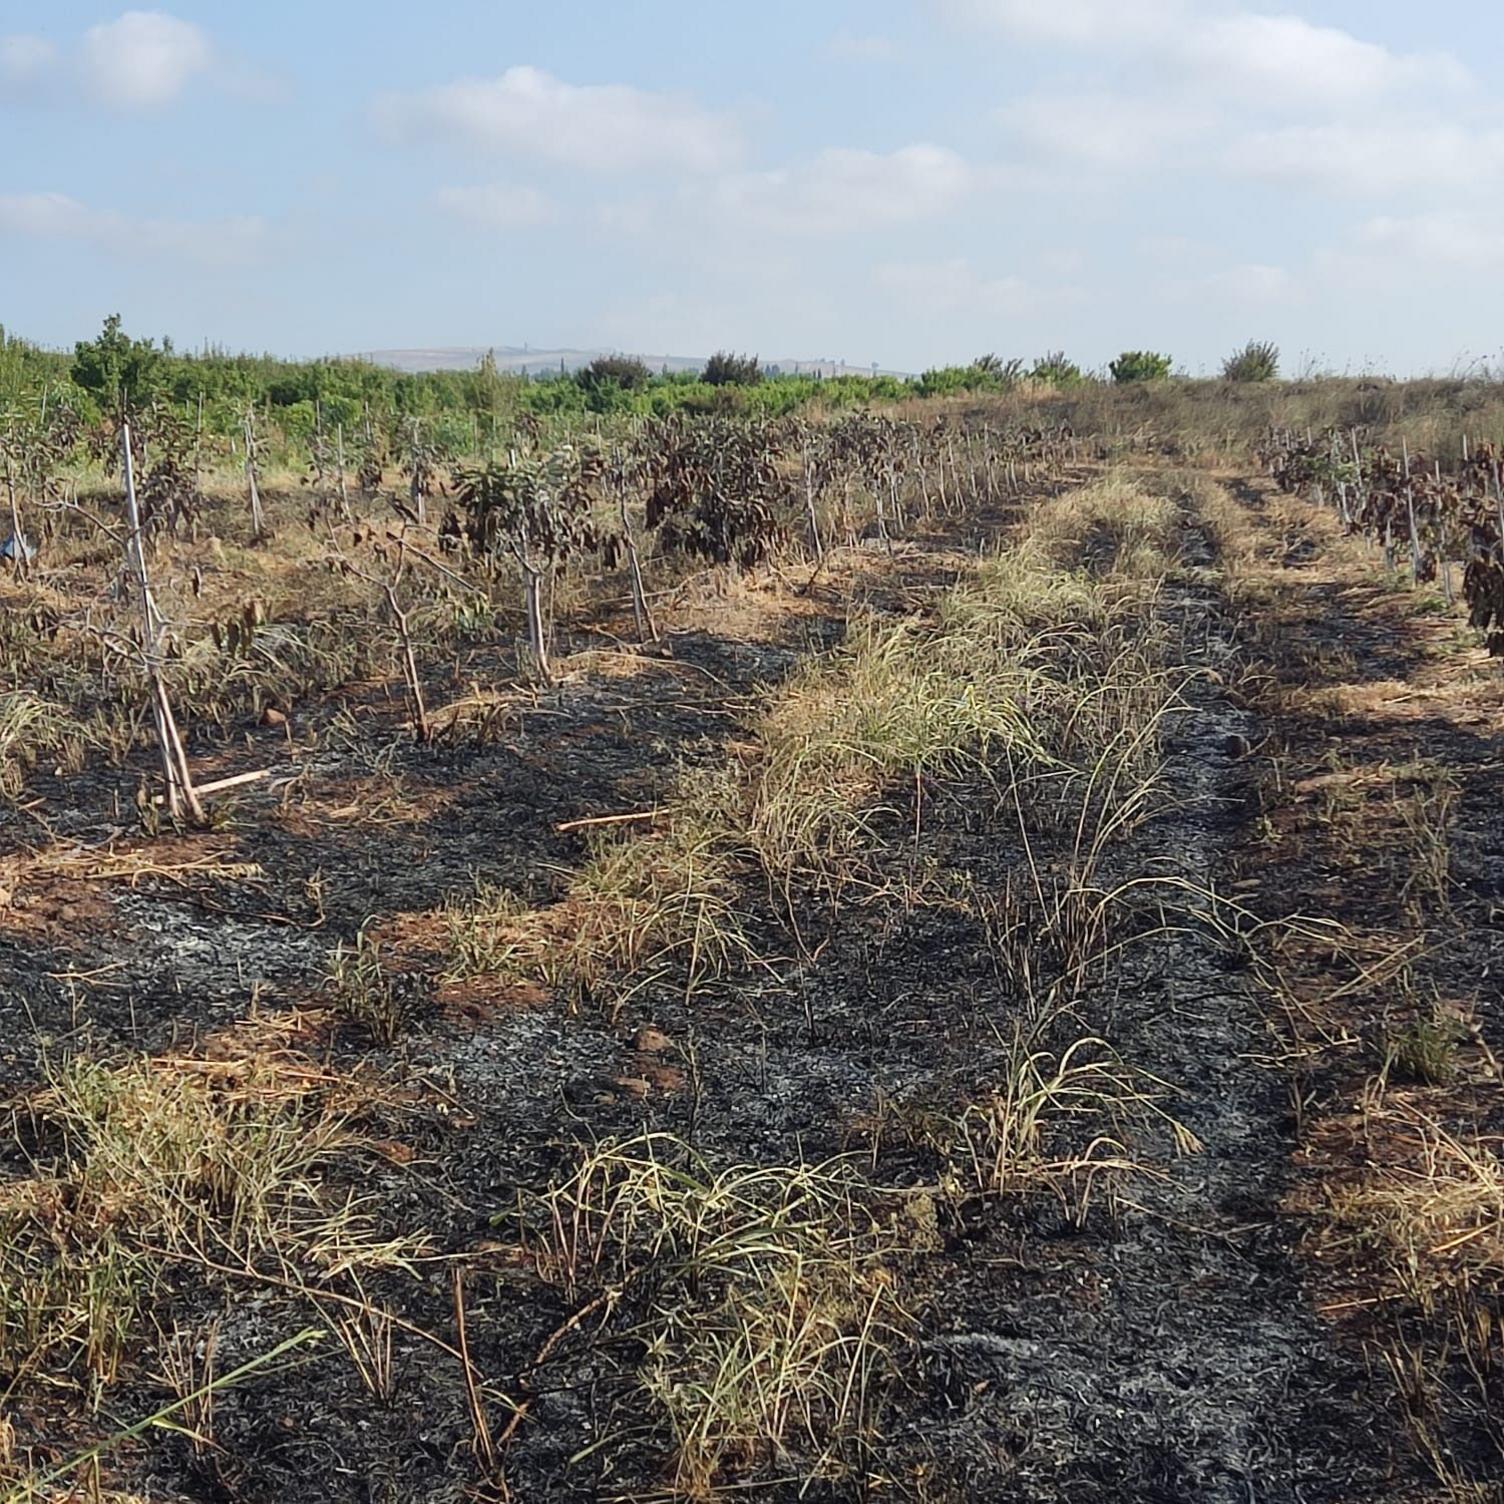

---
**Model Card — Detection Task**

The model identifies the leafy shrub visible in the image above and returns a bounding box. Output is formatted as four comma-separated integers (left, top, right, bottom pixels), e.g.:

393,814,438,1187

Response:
916,358,1025,398
917,366,984,398
577,354,652,393
1110,351,1173,384
1031,351,1085,388
1223,341,1280,383
702,351,763,387
71,315,163,410
973,353,1025,384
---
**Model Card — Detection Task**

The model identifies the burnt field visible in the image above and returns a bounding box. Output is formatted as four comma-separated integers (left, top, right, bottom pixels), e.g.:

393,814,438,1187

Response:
0,413,1501,1503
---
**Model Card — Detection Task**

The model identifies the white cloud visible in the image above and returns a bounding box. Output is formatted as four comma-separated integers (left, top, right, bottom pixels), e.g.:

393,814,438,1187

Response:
941,0,1185,46
0,192,266,265
0,33,57,85
1183,14,1467,108
714,145,971,234
1309,213,1504,305
1226,123,1504,196
434,184,557,229
947,0,1466,109
1355,212,1504,271
1001,93,1209,168
81,11,212,110
874,257,1038,317
376,66,740,173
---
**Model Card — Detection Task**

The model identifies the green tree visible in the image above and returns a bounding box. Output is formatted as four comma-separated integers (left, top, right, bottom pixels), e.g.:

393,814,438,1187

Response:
1031,351,1084,388
702,351,763,387
1110,351,1173,384
577,354,651,393
1222,340,1280,383
70,315,162,410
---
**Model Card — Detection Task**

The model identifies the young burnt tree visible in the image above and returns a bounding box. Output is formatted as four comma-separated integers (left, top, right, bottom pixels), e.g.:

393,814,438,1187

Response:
304,402,351,525
400,417,444,525
2,393,83,576
119,417,206,824
98,399,203,538
606,437,659,643
1,411,39,578
797,421,832,561
456,442,610,682
329,522,433,742
643,415,789,574
357,406,386,495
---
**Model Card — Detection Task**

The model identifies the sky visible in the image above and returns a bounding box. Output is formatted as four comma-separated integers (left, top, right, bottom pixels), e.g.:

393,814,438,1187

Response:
2,0,1502,374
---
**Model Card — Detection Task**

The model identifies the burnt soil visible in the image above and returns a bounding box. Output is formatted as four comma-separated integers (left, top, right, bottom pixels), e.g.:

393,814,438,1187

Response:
2,472,1499,1501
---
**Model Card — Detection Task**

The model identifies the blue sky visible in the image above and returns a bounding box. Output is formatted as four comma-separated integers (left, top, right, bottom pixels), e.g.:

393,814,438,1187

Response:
3,1,1502,373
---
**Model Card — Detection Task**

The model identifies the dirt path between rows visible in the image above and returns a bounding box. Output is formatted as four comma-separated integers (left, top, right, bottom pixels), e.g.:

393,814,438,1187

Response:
1224,474,1504,1502
899,481,1418,1503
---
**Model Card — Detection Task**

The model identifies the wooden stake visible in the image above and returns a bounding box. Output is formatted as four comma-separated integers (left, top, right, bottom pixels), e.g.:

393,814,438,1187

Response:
121,421,205,826
556,809,657,833
243,409,266,540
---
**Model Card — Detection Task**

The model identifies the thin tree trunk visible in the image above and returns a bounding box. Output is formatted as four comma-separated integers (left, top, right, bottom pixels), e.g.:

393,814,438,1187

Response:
801,440,824,561
336,424,350,520
1402,442,1422,582
193,392,204,502
243,411,266,540
910,436,932,517
523,565,550,681
122,422,205,825
385,583,430,742
874,474,892,554
618,488,658,642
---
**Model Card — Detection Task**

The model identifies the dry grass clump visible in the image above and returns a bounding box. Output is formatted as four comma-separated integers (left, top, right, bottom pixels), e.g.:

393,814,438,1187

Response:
1326,1112,1503,1306
556,768,755,998
1302,756,1459,921
744,613,1049,882
945,1032,1199,1219
434,770,754,1009
1019,471,1181,579
0,691,98,798
441,879,536,983
535,1135,908,1499
174,614,375,726
326,924,436,1042
0,1052,405,1393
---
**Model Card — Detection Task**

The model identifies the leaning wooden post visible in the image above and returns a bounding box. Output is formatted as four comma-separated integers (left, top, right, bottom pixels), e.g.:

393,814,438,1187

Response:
121,421,205,825
800,436,825,562
521,558,550,681
616,469,658,643
1493,454,1504,567
335,423,351,520
243,408,266,540
1435,460,1455,606
1402,440,1422,583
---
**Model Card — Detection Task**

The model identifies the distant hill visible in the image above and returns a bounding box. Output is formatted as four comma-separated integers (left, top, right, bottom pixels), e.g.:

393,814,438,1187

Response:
357,347,913,380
